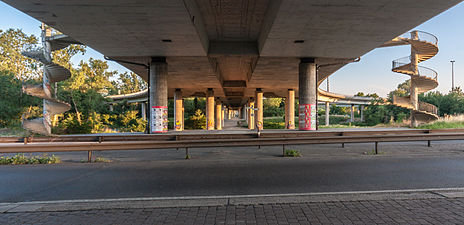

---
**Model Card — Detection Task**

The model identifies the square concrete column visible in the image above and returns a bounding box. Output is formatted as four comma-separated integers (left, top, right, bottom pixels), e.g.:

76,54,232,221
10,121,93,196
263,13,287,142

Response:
325,102,330,126
248,98,255,130
141,102,146,121
285,89,295,129
149,58,168,133
350,104,355,123
298,58,317,130
206,88,215,130
215,99,222,130
360,105,365,122
174,89,183,131
255,89,264,130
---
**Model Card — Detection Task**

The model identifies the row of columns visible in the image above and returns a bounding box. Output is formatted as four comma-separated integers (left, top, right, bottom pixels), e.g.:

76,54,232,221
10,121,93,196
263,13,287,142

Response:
147,57,319,133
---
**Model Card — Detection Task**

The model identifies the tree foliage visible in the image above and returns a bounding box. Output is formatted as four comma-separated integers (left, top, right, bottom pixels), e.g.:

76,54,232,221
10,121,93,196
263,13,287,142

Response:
0,29,40,80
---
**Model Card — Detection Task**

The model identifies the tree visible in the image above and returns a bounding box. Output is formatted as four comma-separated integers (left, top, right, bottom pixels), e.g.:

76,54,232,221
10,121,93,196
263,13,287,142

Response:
114,72,147,94
0,70,41,126
388,80,410,100
0,29,41,80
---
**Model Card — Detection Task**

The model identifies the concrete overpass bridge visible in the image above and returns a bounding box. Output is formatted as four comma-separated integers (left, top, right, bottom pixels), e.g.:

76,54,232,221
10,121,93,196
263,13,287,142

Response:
4,0,461,134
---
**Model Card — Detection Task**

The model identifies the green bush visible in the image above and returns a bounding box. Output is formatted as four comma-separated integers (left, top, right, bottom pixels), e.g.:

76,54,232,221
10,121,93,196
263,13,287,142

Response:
185,109,206,129
284,149,301,157
0,154,61,165
0,71,41,127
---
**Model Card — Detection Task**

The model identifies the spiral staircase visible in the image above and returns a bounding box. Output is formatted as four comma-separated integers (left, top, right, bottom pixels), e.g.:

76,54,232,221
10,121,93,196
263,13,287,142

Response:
382,31,439,127
22,27,80,135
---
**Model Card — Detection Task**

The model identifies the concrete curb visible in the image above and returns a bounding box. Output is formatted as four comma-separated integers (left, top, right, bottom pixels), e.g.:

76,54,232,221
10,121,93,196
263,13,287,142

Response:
2,187,464,213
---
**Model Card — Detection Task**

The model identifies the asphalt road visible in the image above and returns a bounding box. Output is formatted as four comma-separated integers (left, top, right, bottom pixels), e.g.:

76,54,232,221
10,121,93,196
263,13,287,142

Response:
2,154,464,203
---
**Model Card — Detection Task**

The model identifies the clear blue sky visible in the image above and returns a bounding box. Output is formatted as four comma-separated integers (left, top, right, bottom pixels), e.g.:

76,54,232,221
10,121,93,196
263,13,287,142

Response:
1,1,463,97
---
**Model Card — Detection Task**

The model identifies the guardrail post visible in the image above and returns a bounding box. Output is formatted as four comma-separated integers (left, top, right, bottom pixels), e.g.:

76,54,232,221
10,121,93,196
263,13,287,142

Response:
185,147,190,160
428,140,431,147
375,142,378,155
88,151,92,163
341,143,345,148
282,145,285,157
24,137,28,145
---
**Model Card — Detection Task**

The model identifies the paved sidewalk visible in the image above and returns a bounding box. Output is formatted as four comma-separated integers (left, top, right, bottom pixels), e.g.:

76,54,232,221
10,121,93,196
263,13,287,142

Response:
3,189,464,224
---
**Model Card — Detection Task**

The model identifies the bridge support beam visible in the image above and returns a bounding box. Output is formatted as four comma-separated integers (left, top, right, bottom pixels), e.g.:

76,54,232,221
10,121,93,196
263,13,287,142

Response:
299,58,317,130
206,88,215,130
149,58,168,133
215,99,222,130
248,98,255,130
255,89,264,130
325,102,330,126
174,89,183,131
285,89,295,129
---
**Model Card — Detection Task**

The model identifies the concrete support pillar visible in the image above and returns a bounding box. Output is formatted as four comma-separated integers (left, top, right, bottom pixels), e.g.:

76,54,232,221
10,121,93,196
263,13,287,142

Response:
255,89,264,130
248,98,255,130
141,102,147,121
411,31,419,74
325,102,330,126
360,105,365,122
174,89,183,131
298,58,317,130
350,104,355,123
238,107,242,119
149,58,168,133
285,89,295,129
206,88,215,130
228,109,232,120
215,99,222,130
221,105,226,128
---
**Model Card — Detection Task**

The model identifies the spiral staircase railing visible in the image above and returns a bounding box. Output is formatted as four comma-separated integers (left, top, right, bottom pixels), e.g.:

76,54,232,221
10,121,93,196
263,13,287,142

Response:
390,30,439,126
21,27,80,135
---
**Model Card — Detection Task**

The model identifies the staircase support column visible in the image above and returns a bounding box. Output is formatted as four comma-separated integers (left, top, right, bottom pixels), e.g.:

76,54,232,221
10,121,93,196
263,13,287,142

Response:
149,58,168,133
206,88,215,130
411,82,419,127
299,58,317,130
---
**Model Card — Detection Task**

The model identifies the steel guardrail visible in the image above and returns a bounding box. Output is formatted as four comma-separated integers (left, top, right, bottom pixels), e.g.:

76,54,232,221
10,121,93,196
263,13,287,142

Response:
2,130,464,159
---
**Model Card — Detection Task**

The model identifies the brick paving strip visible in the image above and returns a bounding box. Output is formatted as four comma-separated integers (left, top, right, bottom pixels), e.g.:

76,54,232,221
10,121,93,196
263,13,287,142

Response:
2,188,464,224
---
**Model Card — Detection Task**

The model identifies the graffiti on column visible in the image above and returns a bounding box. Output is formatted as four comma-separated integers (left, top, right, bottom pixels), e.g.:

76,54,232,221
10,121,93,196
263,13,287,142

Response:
175,120,181,130
151,106,168,133
207,119,214,130
299,104,316,130
287,121,295,129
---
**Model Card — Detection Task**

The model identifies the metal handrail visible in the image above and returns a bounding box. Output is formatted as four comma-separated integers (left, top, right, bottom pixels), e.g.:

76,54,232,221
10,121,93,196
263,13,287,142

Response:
392,59,438,80
397,30,438,45
419,101,438,115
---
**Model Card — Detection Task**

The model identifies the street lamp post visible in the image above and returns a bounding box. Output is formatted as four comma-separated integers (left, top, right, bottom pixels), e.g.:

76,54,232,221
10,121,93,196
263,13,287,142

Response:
451,60,455,91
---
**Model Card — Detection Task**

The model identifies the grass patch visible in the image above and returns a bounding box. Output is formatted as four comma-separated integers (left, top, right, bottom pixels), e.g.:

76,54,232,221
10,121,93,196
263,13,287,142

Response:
284,149,302,157
0,154,61,165
363,150,385,155
93,156,112,163
416,121,464,129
